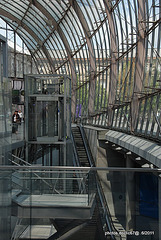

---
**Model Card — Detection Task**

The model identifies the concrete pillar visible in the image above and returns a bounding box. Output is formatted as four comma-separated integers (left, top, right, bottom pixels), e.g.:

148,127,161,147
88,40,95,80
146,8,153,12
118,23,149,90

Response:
97,142,115,217
126,155,136,231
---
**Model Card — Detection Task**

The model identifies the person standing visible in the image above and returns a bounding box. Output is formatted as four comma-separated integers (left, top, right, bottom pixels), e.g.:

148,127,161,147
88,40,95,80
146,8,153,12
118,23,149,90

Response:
12,110,21,134
18,110,23,123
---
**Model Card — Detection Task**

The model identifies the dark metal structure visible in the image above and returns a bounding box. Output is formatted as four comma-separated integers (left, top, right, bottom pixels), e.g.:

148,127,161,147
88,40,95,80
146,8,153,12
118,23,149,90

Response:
0,0,161,141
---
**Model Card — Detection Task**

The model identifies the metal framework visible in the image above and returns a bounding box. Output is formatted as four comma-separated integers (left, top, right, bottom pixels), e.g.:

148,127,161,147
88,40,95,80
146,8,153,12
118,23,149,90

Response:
0,0,161,142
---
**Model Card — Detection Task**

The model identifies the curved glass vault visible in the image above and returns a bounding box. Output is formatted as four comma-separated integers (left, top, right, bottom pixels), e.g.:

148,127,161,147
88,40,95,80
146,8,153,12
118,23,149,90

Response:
0,0,161,141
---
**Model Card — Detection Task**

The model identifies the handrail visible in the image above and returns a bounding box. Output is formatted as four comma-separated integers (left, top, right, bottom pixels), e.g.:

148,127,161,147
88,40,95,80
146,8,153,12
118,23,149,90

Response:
79,124,93,167
71,130,80,167
11,157,88,195
52,171,62,194
79,124,122,240
71,129,88,194
71,127,92,197
0,165,158,172
10,154,57,192
11,154,31,165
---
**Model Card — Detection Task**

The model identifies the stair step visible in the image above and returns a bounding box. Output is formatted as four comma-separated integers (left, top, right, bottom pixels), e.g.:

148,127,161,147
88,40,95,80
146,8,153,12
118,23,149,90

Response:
72,127,90,167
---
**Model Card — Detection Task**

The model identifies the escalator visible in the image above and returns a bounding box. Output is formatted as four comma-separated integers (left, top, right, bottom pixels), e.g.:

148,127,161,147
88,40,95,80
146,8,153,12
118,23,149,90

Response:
46,126,105,240
72,126,90,167
71,125,124,240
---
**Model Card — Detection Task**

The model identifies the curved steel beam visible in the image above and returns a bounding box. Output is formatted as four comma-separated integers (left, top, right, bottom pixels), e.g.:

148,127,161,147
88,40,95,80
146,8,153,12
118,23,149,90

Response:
0,8,56,74
69,0,96,116
28,0,77,121
103,0,118,126
131,0,146,131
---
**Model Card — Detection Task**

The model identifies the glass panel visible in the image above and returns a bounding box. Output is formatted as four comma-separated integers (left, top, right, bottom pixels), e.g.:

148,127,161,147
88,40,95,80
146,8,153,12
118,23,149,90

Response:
0,5,24,20
0,167,159,239
0,76,12,239
97,169,159,239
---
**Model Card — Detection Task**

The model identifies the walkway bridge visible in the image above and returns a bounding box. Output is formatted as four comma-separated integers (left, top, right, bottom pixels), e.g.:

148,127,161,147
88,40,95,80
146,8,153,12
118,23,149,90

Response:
11,165,97,240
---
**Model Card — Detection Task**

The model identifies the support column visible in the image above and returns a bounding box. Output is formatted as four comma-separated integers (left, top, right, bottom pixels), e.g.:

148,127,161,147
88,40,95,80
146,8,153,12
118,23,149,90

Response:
97,142,115,218
126,155,136,231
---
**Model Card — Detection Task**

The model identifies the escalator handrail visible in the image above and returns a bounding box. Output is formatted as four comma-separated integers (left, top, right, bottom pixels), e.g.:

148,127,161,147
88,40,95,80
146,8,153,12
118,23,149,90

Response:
71,130,80,167
79,125,93,167
71,129,88,195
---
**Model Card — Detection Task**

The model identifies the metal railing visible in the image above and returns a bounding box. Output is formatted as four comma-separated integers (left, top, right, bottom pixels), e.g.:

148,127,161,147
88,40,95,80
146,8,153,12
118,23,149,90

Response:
2,166,158,240
9,155,95,206
10,154,54,192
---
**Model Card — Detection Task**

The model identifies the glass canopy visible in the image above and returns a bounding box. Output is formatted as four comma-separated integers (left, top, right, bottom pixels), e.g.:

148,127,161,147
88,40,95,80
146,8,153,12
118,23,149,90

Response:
0,0,161,141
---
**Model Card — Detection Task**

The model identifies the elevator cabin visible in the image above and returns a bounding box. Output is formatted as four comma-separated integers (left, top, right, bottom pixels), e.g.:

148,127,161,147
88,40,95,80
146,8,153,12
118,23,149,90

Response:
25,74,71,166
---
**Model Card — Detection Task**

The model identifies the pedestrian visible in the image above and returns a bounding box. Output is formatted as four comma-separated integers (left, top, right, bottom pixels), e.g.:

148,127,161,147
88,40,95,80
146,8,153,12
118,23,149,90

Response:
18,110,23,123
12,110,21,134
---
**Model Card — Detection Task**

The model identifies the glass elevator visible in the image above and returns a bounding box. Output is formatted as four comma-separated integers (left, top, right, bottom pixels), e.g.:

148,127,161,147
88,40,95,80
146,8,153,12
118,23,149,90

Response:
25,74,71,166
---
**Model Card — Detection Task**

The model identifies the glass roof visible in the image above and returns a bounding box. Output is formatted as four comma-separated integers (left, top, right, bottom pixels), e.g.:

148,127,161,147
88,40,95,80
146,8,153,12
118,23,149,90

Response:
0,0,161,140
